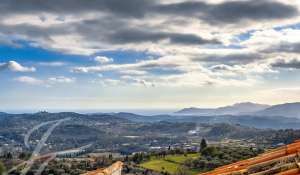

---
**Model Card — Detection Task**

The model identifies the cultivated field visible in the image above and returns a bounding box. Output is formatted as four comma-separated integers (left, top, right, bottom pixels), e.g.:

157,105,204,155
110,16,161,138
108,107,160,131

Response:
140,153,200,175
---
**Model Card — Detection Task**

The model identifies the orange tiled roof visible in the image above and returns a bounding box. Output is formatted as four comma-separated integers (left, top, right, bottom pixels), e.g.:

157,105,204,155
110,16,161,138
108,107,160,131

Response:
200,140,300,175
82,161,123,175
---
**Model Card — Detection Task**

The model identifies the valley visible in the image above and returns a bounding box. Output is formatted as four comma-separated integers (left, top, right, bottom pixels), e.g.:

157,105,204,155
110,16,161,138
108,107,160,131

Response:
1,103,300,174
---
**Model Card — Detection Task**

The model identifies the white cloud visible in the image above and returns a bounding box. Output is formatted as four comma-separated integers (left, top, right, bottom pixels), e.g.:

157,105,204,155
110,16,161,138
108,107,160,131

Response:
72,55,190,73
121,75,155,87
97,78,123,87
48,76,76,83
3,1,300,94
14,76,43,85
0,0,299,57
39,62,66,67
210,63,277,77
143,71,256,87
15,76,75,86
241,29,300,52
119,70,147,76
74,54,260,88
0,61,36,72
94,56,114,64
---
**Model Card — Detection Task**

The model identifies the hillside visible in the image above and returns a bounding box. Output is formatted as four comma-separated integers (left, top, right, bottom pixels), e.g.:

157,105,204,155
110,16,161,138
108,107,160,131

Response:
255,102,300,118
176,102,269,115
140,153,200,175
0,112,265,154
177,102,300,120
2,111,300,155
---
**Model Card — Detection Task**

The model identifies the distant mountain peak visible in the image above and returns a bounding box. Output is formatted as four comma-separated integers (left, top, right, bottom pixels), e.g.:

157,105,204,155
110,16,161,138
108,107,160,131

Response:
176,102,270,115
232,102,266,106
255,102,300,118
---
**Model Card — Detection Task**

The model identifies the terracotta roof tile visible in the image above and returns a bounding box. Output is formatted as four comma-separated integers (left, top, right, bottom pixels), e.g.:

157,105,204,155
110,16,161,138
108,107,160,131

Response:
200,141,300,175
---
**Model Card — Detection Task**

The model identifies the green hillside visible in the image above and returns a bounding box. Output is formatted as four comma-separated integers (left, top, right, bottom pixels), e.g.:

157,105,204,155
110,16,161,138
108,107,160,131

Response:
140,153,200,175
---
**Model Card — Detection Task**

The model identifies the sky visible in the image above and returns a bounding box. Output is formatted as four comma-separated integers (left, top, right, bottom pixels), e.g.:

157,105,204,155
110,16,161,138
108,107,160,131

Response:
1,0,300,111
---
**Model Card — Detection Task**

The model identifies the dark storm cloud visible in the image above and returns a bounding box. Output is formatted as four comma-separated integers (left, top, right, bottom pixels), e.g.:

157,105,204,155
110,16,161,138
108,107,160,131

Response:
168,33,221,45
0,0,154,18
0,0,297,23
0,15,220,47
108,29,221,45
0,0,298,53
0,22,69,48
198,53,262,65
155,0,298,24
210,64,233,71
58,18,221,46
203,0,298,24
272,59,300,69
265,42,300,54
0,23,64,39
154,1,208,16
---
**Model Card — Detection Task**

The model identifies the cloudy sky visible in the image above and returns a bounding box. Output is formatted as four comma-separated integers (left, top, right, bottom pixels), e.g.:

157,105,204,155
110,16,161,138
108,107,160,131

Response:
1,0,300,111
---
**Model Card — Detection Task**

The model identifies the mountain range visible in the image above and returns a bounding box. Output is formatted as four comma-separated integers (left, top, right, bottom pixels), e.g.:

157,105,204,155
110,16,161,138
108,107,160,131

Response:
255,102,300,118
176,102,300,118
2,102,300,129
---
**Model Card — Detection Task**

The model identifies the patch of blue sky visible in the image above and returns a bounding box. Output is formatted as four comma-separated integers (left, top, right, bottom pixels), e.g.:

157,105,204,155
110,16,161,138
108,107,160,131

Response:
0,40,160,68
0,40,87,64
221,44,245,49
230,23,300,47
0,39,173,81
274,23,300,31
95,71,120,79
235,29,257,42
147,68,184,75
233,23,300,43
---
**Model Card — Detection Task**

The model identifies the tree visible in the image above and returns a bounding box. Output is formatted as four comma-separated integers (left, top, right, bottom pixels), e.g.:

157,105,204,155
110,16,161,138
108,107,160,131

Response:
201,147,218,157
108,154,113,160
132,153,144,163
0,161,5,175
5,152,12,159
19,152,30,160
124,155,129,162
200,139,207,151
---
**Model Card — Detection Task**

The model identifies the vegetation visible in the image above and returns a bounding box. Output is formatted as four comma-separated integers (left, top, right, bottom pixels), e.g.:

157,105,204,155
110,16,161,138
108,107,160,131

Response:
200,139,207,151
255,129,300,145
174,166,190,175
2,112,300,175
184,146,263,172
141,158,180,174
140,153,200,175
138,145,263,175
0,161,6,175
164,154,199,164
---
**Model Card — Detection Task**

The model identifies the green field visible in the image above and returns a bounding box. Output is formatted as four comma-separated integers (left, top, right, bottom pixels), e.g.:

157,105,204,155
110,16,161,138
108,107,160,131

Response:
139,153,201,175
